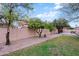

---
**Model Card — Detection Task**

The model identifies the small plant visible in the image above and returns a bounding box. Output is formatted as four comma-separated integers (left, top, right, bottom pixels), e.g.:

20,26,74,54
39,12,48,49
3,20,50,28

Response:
70,31,75,33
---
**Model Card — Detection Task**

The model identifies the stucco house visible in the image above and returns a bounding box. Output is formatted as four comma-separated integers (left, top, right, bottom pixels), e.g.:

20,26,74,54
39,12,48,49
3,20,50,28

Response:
18,20,28,28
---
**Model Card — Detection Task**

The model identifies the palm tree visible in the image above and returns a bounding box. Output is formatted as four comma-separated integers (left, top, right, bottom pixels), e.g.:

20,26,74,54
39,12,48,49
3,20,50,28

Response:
1,3,33,45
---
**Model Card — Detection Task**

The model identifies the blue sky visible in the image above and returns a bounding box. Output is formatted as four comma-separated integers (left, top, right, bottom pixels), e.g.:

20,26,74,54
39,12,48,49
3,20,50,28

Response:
30,3,65,21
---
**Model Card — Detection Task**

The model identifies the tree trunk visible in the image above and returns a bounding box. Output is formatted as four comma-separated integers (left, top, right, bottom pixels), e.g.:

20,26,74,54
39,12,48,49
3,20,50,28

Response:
6,31,10,45
61,28,63,33
39,33,42,37
5,8,12,45
57,29,60,34
36,29,43,38
5,21,10,45
57,28,63,34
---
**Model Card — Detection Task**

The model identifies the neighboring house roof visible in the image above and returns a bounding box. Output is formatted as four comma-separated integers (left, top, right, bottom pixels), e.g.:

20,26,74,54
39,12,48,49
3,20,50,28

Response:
18,20,28,25
18,20,28,28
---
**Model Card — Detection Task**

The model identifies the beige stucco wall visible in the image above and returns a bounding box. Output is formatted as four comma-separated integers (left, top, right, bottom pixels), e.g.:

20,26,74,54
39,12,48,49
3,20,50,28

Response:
75,27,79,34
0,28,7,43
0,28,50,43
0,27,70,43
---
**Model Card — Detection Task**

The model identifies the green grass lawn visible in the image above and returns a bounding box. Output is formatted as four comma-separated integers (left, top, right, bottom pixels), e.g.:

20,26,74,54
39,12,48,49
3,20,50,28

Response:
5,35,79,56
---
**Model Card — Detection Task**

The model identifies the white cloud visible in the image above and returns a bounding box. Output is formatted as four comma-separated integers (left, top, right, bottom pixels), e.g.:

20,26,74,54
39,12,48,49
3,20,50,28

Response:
54,3,63,10
35,10,61,21
34,4,63,19
36,11,58,18
32,3,64,22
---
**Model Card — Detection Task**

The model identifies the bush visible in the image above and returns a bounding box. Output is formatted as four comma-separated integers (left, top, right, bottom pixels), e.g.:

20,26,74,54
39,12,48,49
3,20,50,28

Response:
70,31,75,33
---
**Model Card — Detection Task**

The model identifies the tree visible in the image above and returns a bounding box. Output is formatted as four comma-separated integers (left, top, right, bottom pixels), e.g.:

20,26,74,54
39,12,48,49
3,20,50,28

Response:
45,22,55,33
28,18,44,37
53,18,69,33
60,3,79,21
0,3,33,45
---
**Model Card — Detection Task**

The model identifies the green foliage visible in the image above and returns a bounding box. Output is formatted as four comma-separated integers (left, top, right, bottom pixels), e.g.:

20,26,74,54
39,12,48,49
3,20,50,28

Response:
28,18,55,36
28,18,44,37
44,22,55,32
53,18,70,28
1,4,18,27
3,10,18,25
1,3,33,26
28,18,44,30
